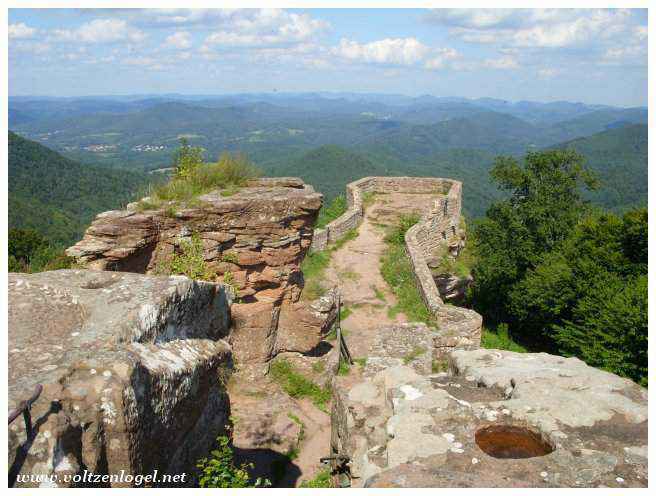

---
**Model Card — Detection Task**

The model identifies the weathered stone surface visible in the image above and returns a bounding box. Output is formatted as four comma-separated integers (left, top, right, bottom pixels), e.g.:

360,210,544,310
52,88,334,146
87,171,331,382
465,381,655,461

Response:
276,289,338,354
8,270,233,487
332,345,648,488
66,178,329,374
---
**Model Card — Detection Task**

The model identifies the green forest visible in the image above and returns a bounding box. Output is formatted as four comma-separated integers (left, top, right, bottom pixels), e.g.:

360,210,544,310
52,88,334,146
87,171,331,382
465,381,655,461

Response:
469,150,647,386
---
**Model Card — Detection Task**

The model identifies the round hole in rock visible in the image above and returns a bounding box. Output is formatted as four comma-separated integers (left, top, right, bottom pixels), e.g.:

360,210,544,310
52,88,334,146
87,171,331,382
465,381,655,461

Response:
475,425,554,459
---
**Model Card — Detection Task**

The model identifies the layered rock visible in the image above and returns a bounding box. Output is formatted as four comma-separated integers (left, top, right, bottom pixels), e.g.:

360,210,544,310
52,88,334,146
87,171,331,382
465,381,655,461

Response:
66,178,337,376
8,270,233,487
331,332,648,488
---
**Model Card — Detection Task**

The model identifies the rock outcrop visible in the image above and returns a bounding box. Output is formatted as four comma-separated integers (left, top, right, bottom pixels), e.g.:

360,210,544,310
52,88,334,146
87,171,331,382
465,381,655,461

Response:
331,326,648,488
66,178,337,376
8,270,233,487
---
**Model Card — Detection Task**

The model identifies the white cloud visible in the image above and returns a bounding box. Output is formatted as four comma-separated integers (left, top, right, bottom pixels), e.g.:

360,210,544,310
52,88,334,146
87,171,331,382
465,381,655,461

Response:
483,56,519,69
332,37,459,71
428,8,645,49
9,41,51,54
52,19,146,44
203,9,328,48
164,31,192,50
333,38,430,66
9,23,36,39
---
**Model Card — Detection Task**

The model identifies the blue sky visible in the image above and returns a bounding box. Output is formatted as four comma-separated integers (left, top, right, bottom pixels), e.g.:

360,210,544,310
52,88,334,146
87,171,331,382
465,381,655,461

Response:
8,8,648,106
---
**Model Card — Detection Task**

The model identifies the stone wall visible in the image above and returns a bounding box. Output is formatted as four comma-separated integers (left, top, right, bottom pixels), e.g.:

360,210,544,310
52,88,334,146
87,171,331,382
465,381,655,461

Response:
8,270,233,487
66,178,337,376
311,176,482,351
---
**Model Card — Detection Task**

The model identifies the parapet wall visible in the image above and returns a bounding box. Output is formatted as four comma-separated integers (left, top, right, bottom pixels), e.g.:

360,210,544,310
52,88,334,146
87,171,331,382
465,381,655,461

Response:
311,176,481,349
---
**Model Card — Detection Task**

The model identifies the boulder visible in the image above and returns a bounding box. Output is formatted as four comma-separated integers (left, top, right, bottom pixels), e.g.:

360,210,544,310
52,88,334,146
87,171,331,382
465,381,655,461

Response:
8,270,233,487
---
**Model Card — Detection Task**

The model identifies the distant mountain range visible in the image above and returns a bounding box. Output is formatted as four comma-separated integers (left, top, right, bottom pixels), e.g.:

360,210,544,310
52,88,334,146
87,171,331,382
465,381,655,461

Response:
8,93,647,244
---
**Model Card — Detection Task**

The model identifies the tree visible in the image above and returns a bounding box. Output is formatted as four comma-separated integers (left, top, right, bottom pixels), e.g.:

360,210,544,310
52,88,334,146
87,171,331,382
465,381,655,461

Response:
172,137,204,179
470,150,597,327
555,274,647,387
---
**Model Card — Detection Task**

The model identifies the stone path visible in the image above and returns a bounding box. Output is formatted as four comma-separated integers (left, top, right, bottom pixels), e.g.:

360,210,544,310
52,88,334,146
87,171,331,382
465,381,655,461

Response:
323,192,438,360
230,192,440,487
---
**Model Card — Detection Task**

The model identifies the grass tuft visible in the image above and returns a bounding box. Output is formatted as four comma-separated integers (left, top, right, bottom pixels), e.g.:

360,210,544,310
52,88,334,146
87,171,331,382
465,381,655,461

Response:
270,359,331,411
381,214,437,326
481,323,527,353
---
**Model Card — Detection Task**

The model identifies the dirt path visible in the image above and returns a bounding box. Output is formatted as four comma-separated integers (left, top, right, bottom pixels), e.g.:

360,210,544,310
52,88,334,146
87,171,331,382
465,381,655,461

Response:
323,192,437,359
230,193,439,487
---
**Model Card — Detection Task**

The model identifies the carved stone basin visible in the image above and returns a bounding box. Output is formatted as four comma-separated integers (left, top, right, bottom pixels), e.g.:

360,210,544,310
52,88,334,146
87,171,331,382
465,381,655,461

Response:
475,425,554,459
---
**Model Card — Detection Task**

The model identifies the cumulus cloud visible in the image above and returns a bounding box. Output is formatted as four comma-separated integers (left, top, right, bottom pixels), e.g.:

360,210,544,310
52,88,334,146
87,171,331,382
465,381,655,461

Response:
9,23,36,39
52,19,146,44
164,31,192,50
333,38,430,65
426,8,645,49
332,37,459,71
203,9,329,48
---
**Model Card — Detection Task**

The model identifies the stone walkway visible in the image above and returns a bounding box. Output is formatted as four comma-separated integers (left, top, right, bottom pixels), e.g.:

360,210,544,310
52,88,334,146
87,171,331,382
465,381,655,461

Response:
230,192,440,487
323,192,438,360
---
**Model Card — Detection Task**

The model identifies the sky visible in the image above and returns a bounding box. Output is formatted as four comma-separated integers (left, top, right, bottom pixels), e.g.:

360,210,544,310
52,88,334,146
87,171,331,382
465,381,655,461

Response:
8,8,649,106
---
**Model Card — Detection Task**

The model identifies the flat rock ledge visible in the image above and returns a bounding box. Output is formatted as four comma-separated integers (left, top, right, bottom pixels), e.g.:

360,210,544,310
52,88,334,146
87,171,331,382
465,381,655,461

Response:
8,269,234,487
331,327,647,488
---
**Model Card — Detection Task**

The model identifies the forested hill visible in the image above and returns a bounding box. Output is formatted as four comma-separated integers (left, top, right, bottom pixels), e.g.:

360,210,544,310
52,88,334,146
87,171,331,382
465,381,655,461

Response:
553,124,647,212
8,131,152,246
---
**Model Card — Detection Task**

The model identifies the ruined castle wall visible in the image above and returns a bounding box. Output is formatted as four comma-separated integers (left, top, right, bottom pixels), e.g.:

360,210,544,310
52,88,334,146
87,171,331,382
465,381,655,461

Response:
311,176,457,251
311,176,480,349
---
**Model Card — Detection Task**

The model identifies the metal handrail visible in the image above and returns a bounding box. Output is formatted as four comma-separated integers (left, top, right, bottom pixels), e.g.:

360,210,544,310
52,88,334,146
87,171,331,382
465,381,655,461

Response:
8,384,43,435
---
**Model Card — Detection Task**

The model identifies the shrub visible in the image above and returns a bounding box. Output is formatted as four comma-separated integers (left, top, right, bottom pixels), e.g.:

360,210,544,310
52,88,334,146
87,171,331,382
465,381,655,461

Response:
156,232,214,281
300,468,332,488
196,435,270,488
140,148,260,210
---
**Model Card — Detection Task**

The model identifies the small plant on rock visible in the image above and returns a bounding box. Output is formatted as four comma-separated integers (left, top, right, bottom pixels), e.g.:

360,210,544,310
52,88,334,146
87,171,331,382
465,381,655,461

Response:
196,435,270,488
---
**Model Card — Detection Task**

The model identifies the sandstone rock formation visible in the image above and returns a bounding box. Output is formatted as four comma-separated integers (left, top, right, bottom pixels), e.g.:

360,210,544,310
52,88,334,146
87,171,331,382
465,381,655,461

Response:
8,270,233,487
331,326,648,488
66,178,337,376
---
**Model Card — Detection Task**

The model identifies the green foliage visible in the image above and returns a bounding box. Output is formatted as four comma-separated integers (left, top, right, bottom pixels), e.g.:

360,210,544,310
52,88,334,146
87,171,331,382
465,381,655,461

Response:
146,150,260,208
555,275,647,387
300,250,331,300
470,150,597,325
8,131,152,246
339,305,353,321
481,324,527,353
156,232,214,281
380,215,436,326
472,149,647,384
403,346,427,365
431,359,449,373
316,195,347,229
300,468,333,488
172,137,204,179
337,361,351,376
269,359,331,411
300,228,358,300
8,228,74,273
196,435,269,488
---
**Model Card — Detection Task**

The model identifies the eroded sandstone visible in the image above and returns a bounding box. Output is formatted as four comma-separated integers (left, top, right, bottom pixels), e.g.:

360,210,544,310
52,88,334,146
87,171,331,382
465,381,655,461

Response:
8,270,233,487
